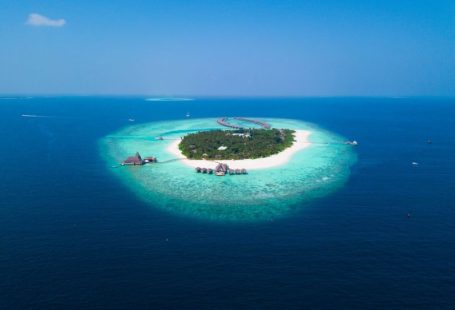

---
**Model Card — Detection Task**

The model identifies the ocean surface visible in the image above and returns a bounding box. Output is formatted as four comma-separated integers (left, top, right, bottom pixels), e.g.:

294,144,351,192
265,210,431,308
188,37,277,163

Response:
1,97,454,309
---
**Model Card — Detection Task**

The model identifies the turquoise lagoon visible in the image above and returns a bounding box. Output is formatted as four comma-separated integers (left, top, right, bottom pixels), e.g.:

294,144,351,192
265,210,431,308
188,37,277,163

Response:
100,118,357,221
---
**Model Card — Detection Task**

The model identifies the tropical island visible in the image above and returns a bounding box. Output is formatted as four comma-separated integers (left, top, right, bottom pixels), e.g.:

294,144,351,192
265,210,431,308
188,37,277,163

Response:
178,128,296,160
102,117,357,220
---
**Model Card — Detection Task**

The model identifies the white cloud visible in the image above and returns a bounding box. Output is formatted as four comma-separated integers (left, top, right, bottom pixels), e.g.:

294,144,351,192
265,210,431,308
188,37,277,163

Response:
26,13,66,27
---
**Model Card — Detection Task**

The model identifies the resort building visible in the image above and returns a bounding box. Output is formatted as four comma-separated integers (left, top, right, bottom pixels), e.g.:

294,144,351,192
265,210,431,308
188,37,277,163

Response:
143,156,157,163
215,163,229,176
232,132,251,138
122,153,158,166
122,152,144,165
196,163,246,176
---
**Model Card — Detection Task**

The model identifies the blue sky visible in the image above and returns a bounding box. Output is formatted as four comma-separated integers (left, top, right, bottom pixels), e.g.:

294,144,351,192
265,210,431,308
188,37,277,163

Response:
0,0,454,96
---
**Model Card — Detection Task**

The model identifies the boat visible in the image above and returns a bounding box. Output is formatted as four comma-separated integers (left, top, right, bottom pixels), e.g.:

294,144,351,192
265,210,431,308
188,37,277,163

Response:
186,112,190,118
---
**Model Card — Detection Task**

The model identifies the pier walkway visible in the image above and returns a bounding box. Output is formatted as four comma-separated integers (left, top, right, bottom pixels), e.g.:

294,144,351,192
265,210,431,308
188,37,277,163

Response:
233,117,271,129
216,117,271,129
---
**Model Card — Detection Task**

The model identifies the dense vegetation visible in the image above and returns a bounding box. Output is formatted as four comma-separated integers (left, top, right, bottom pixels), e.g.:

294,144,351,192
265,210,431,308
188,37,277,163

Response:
179,128,296,160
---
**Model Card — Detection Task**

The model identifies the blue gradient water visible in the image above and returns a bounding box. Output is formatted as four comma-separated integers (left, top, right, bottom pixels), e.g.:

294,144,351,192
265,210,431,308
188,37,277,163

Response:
100,118,356,221
1,97,454,309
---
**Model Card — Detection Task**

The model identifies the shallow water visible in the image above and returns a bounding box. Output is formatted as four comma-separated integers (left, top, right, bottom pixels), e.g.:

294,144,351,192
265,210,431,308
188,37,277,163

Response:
100,118,357,221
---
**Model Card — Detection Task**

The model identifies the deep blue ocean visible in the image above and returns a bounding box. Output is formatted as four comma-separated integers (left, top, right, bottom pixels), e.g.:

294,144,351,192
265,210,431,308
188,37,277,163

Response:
1,97,454,309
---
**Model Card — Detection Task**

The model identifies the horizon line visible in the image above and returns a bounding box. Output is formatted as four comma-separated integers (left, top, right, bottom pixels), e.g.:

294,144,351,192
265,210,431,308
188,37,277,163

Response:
1,94,454,99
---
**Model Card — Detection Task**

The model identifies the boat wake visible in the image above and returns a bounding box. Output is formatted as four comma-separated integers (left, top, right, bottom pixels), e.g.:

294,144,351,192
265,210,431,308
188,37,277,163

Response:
21,114,52,118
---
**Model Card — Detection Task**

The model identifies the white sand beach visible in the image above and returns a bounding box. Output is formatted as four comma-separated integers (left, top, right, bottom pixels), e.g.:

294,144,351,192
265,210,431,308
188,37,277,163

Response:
166,130,311,170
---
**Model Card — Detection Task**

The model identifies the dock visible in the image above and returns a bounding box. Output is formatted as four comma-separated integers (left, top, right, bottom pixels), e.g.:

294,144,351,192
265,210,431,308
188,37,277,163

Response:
216,118,243,129
233,117,271,129
217,117,271,130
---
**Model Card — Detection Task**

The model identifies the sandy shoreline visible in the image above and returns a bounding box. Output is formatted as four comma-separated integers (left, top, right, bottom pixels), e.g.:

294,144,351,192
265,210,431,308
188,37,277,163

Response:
166,130,311,170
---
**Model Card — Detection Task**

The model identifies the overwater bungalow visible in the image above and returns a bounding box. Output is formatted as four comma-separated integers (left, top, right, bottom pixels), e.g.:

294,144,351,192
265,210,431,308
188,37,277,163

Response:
215,163,229,176
195,164,246,176
122,152,144,165
215,163,228,172
143,156,157,163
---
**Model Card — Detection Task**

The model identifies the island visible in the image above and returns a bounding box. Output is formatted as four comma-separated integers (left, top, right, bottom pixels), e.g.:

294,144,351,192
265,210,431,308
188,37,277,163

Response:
178,128,296,160
167,127,311,171
101,117,357,221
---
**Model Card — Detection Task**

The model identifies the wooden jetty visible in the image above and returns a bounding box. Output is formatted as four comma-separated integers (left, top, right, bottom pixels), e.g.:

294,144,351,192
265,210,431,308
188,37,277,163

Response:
217,117,271,130
233,117,271,129
216,118,243,129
